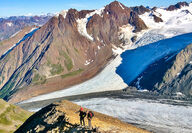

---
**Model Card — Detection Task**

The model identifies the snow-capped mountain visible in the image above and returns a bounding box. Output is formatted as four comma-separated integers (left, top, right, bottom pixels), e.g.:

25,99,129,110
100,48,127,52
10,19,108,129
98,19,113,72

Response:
0,1,148,102
1,1,192,103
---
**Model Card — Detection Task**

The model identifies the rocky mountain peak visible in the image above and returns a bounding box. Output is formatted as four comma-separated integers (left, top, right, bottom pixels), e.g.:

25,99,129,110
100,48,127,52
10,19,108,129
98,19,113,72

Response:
167,2,189,11
105,1,129,14
65,9,80,25
131,5,150,15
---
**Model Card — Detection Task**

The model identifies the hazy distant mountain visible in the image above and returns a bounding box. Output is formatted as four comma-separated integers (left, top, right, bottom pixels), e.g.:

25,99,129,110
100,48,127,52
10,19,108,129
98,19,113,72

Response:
0,14,53,41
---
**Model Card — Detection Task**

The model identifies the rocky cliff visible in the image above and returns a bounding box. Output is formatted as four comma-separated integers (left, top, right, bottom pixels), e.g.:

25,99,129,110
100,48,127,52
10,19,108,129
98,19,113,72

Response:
131,43,192,97
158,43,192,97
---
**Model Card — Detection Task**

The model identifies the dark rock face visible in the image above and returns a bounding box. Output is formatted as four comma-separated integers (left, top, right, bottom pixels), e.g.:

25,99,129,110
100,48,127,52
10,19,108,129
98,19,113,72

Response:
0,15,52,41
79,10,95,19
167,2,189,11
159,64,192,97
152,7,157,11
131,5,150,15
158,44,192,97
130,53,176,91
131,36,137,42
131,44,192,97
153,14,163,23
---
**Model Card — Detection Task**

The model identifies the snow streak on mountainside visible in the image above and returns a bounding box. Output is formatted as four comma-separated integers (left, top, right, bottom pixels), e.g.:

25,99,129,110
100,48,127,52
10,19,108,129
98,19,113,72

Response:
75,98,192,133
76,8,104,41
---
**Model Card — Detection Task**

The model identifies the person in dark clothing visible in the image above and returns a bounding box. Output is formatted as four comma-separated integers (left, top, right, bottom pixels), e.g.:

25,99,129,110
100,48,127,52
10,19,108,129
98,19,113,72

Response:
76,107,86,126
87,110,94,129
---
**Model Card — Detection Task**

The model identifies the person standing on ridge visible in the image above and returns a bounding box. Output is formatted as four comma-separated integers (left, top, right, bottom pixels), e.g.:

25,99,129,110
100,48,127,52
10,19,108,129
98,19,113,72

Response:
76,107,86,127
87,110,94,129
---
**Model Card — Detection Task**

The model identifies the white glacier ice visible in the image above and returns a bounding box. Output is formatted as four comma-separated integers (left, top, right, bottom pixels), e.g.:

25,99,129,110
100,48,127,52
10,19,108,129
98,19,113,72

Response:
75,98,192,133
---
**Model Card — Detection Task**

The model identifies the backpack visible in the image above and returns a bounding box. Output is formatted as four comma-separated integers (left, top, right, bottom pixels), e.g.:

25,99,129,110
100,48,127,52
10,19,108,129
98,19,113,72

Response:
88,111,94,118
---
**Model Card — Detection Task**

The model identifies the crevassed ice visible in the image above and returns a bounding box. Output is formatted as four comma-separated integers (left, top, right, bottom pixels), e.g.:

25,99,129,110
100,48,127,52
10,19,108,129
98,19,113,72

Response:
75,98,192,133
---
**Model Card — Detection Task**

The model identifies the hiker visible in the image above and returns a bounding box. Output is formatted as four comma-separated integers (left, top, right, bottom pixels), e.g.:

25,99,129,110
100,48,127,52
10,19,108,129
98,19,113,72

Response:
87,110,94,129
76,107,86,127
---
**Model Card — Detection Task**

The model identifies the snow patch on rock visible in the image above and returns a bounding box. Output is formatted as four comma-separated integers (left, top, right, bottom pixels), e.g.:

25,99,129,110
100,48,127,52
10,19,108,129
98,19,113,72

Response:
6,22,13,27
77,7,104,41
118,2,125,10
10,30,22,38
56,10,68,18
119,24,135,45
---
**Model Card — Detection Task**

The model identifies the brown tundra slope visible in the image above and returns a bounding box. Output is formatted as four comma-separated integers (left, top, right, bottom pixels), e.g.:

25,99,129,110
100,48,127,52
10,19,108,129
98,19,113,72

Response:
0,1,148,103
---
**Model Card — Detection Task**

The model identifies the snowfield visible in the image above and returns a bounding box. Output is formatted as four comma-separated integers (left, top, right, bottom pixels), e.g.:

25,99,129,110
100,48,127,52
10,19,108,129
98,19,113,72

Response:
75,98,192,133
139,3,192,38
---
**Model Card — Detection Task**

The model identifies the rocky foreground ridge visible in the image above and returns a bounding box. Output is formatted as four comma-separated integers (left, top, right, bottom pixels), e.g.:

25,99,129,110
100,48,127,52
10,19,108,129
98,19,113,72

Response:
15,100,150,133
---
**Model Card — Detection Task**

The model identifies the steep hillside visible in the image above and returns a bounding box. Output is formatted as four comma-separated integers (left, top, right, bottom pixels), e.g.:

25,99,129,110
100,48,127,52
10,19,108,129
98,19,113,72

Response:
15,100,150,133
0,99,32,133
0,1,148,102
0,25,39,57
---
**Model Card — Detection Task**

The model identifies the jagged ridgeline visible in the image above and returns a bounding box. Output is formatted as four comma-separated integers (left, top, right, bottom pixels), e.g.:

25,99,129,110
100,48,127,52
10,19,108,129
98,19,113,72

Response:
0,1,147,100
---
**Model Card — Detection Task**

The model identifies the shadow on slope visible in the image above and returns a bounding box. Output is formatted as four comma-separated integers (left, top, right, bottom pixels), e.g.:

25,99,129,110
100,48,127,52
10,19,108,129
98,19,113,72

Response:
116,32,192,86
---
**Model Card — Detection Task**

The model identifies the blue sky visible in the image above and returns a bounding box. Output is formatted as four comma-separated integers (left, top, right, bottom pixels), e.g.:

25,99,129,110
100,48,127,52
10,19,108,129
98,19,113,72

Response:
0,0,191,17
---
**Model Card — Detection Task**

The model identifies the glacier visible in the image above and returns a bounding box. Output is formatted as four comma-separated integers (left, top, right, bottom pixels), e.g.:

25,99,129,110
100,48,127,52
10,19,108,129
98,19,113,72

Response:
75,98,192,133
